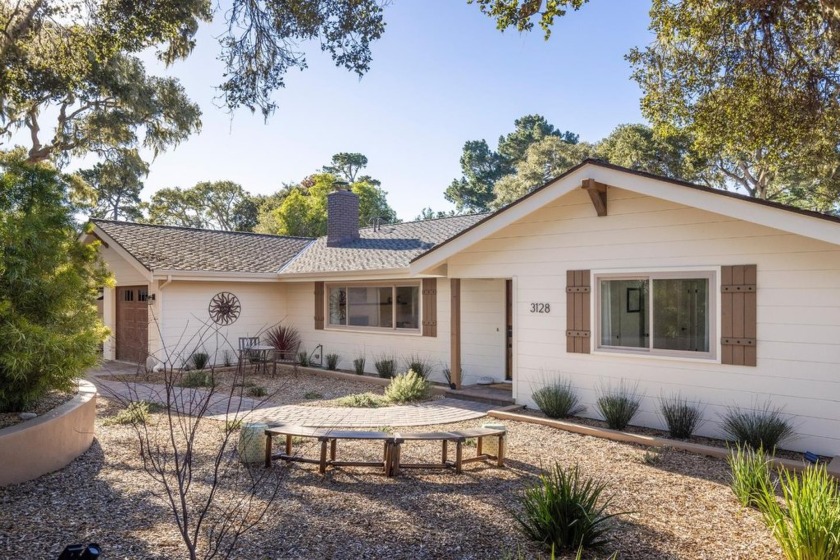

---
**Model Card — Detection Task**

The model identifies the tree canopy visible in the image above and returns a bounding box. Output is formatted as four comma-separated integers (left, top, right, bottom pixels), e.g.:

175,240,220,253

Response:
80,150,148,221
446,114,579,212
146,181,258,231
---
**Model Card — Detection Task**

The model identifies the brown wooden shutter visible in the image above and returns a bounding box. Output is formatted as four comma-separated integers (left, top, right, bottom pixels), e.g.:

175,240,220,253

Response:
422,278,437,337
314,281,325,330
721,265,757,366
566,270,591,354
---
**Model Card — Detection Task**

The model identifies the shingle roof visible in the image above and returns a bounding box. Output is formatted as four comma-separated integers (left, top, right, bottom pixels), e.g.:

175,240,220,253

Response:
92,219,314,274
281,213,488,274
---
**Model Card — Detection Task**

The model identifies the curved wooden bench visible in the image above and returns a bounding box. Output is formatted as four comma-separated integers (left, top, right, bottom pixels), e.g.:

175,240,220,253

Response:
321,430,394,475
390,431,466,475
264,425,393,475
449,427,506,468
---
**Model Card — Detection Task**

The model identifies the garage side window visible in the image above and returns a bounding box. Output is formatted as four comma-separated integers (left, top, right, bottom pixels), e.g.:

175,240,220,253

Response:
598,272,713,357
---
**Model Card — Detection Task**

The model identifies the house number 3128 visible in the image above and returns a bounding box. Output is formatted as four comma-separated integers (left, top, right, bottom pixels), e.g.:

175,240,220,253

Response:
530,303,551,313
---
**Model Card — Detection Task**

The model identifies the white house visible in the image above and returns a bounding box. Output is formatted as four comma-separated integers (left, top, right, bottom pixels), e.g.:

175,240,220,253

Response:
86,160,840,456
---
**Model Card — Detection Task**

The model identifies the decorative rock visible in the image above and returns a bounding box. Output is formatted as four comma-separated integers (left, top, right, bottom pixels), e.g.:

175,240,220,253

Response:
19,412,37,420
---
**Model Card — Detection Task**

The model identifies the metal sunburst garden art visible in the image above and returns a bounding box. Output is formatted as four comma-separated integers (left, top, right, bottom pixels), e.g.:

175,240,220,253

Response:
208,292,241,326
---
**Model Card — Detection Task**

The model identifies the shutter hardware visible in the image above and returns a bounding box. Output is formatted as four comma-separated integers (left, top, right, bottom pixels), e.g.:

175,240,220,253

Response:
566,330,591,338
721,284,756,292
721,338,755,346
566,286,591,293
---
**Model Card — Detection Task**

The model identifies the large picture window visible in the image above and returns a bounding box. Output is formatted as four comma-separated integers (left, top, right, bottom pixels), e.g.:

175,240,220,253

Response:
598,272,714,357
328,283,420,331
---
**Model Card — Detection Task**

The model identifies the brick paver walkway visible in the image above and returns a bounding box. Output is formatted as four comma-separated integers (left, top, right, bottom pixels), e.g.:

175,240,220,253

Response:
90,365,491,428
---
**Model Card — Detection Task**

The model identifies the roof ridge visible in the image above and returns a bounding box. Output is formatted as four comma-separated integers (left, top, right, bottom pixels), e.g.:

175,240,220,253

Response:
90,218,316,240
357,212,488,232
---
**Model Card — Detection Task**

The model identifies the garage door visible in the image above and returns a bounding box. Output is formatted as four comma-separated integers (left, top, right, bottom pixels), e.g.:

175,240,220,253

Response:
116,286,149,363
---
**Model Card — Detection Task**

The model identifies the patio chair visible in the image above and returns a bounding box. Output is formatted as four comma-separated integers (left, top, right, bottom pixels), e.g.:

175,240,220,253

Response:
238,337,270,373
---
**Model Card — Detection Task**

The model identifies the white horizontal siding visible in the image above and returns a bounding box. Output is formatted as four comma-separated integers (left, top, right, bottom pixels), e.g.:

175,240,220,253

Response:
155,281,286,368
448,186,840,456
283,279,506,385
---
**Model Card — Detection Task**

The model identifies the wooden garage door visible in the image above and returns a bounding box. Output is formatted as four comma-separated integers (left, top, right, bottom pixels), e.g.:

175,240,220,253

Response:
116,286,149,363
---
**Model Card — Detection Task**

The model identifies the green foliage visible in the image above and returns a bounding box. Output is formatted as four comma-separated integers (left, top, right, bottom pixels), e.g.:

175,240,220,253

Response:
469,0,590,38
191,351,210,371
146,181,258,231
323,153,368,183
224,419,243,433
532,378,584,419
266,323,301,359
628,1,840,208
178,370,215,388
374,355,396,379
446,115,578,212
403,354,432,379
336,392,389,408
758,465,840,560
658,393,703,439
384,370,431,404
222,350,233,368
728,445,774,509
80,149,148,221
304,391,323,400
104,401,152,426
297,349,310,367
514,462,622,552
720,401,795,451
595,381,642,431
246,386,267,398
325,353,339,371
0,155,108,412
353,356,366,375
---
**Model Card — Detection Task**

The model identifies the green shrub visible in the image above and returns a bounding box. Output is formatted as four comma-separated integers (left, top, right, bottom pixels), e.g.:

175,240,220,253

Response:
178,370,215,388
374,355,396,379
720,401,795,451
759,465,840,560
0,155,108,412
247,386,267,398
514,462,622,552
728,444,774,508
224,419,242,433
403,354,432,379
297,349,310,367
304,391,323,400
532,378,584,419
595,381,642,430
658,393,703,439
325,353,340,370
222,349,233,368
353,356,366,375
104,401,152,426
191,351,210,371
336,393,389,408
385,370,431,403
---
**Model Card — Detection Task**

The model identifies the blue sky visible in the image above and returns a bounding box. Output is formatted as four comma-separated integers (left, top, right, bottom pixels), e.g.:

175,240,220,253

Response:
141,1,653,220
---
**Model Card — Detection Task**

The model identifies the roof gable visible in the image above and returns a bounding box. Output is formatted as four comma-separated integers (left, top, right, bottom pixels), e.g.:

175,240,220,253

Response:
409,160,840,274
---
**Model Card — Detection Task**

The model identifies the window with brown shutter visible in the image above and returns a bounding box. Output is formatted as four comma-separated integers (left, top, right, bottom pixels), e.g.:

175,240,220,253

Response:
422,278,437,337
566,270,591,353
721,265,757,366
314,281,325,330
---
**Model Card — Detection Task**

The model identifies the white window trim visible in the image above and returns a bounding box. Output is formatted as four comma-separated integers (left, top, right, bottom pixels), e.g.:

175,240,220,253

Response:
593,269,718,361
325,281,422,335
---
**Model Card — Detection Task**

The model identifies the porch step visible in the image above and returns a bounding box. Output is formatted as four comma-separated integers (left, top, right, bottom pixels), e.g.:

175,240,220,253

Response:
444,386,515,407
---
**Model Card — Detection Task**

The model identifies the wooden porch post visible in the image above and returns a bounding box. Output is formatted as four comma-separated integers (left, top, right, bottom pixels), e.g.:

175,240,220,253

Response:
450,278,461,388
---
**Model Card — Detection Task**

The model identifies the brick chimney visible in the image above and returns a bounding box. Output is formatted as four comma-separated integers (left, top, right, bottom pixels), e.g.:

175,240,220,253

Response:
326,187,360,246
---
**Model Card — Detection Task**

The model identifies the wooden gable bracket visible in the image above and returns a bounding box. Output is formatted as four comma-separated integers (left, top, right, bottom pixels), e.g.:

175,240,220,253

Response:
582,178,608,217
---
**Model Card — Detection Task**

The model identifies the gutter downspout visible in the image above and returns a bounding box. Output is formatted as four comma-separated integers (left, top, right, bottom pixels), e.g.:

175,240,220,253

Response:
151,274,173,369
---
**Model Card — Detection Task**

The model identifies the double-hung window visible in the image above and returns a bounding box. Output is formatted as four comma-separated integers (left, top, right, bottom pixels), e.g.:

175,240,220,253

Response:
328,283,420,332
597,271,715,358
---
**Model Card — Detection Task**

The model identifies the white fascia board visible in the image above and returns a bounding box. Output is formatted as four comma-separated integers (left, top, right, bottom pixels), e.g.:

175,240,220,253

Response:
90,224,154,283
150,270,280,282
586,166,840,246
277,267,413,282
409,168,585,274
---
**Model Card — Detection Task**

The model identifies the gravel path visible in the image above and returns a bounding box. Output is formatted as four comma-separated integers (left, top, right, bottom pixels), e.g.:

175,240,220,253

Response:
0,394,782,560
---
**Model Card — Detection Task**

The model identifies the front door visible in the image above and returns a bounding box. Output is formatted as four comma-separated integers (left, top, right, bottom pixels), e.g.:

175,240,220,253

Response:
116,286,149,363
505,279,512,380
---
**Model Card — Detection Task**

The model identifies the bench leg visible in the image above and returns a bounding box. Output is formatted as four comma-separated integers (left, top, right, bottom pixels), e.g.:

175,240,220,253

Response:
264,434,272,468
330,439,337,462
285,434,292,455
477,436,483,456
497,434,505,467
442,440,448,465
391,443,401,476
319,440,328,474
455,441,463,474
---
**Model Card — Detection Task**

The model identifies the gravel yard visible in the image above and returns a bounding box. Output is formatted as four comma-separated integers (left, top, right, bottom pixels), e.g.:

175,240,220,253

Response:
0,393,781,560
